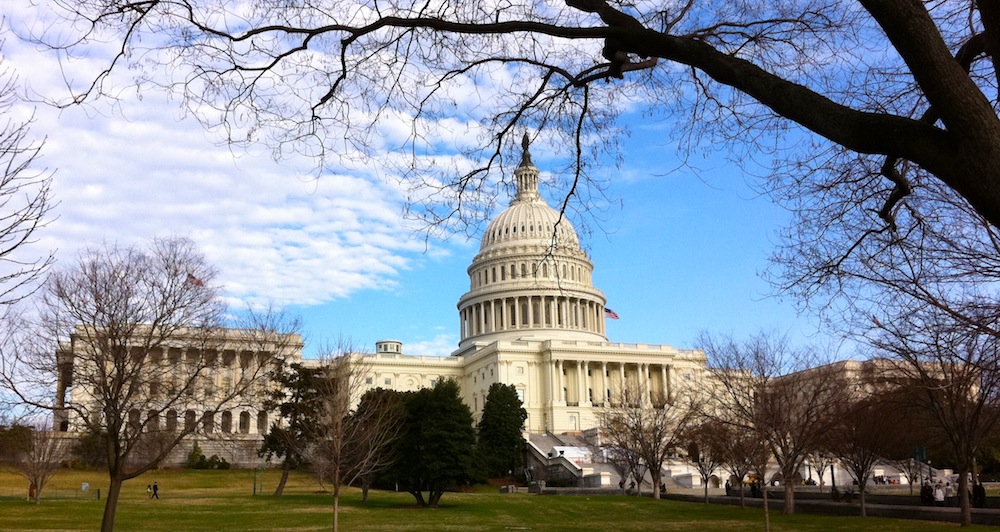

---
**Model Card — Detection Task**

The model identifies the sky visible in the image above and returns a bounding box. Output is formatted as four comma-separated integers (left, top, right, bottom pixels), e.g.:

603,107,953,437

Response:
1,6,841,360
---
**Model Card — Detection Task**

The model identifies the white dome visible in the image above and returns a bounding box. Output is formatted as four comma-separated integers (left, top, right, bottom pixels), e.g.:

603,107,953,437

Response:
480,200,580,253
455,135,609,350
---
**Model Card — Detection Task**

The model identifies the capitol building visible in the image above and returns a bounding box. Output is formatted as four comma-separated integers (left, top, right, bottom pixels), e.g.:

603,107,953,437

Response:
56,138,709,469
351,138,708,434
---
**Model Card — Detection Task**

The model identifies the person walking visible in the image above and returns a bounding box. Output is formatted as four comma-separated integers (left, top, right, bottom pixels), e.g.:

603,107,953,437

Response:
933,482,945,506
146,485,152,499
944,482,954,507
152,481,160,499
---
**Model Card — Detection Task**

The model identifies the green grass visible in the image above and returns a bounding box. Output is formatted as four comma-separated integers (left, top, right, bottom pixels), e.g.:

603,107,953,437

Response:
0,469,990,531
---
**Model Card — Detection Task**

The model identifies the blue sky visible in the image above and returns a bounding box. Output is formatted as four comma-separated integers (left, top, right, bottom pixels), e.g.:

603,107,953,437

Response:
2,5,838,359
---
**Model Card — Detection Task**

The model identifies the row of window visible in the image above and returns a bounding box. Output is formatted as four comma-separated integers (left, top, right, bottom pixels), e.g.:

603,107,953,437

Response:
126,409,269,435
473,260,588,288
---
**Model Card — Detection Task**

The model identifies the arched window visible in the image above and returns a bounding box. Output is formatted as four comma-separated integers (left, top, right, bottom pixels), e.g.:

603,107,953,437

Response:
184,410,197,432
221,411,233,433
239,412,251,434
147,410,160,432
257,411,268,433
202,412,215,434
166,410,178,432
128,409,141,432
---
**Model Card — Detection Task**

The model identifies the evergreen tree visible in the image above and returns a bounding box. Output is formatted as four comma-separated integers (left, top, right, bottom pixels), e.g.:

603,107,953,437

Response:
259,362,328,496
390,379,475,507
477,383,527,479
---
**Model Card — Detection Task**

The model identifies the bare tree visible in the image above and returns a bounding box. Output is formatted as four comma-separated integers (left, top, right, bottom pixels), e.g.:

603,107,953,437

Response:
869,311,1000,527
0,237,301,532
829,393,908,517
598,378,696,500
0,46,54,305
27,2,1000,245
683,419,727,503
701,331,848,515
5,421,71,504
308,342,402,532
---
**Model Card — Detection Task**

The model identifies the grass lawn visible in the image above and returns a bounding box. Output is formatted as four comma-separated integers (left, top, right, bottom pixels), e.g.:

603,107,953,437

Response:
0,469,992,531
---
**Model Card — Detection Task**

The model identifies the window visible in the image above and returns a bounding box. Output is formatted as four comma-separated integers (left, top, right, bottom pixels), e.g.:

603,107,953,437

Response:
202,412,215,434
516,366,524,376
365,377,373,385
184,410,197,432
257,411,268,433
239,412,251,434
221,411,233,433
384,378,392,386
516,388,525,402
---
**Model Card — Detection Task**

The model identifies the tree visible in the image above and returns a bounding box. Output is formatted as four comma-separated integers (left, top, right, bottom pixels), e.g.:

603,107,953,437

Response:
307,346,401,532
598,379,696,500
30,2,1000,239
868,315,1000,526
714,421,769,509
0,237,301,532
350,388,405,503
683,419,727,504
259,362,327,496
476,383,527,479
829,393,908,517
388,379,475,507
701,331,848,515
0,422,69,503
0,45,54,306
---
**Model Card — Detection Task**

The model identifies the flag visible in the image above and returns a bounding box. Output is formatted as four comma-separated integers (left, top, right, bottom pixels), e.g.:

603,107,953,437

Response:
871,314,882,328
186,273,205,287
604,307,619,320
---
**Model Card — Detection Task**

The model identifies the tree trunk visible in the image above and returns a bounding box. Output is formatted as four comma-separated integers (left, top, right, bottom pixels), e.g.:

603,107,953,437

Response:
333,492,340,532
782,482,795,514
959,470,971,527
703,476,709,503
273,464,290,497
650,470,661,500
860,487,867,517
100,476,124,532
739,482,745,508
428,489,443,507
762,484,771,532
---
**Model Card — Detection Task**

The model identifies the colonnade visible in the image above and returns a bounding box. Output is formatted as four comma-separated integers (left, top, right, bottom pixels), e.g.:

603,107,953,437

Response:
545,359,675,407
459,295,606,340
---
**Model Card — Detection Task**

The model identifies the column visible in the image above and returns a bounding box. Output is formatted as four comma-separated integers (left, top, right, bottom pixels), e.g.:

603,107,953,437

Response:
580,360,591,406
600,361,608,406
661,365,668,403
619,363,626,404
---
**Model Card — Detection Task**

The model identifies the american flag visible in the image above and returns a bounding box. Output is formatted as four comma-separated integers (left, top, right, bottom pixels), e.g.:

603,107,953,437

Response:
604,307,620,320
186,273,205,287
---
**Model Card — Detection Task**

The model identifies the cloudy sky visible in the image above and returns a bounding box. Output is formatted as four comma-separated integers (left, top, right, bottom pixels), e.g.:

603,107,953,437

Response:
2,4,841,358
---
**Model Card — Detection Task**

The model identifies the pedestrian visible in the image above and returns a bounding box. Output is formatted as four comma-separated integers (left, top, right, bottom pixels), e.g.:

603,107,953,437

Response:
152,481,159,499
973,481,986,508
146,484,152,498
934,482,945,506
945,482,954,507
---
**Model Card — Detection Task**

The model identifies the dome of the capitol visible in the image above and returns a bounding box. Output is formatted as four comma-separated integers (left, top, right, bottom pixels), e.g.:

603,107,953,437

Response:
455,135,609,351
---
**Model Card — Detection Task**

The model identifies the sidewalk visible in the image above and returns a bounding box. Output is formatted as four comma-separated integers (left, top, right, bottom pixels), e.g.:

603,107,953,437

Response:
662,490,1000,526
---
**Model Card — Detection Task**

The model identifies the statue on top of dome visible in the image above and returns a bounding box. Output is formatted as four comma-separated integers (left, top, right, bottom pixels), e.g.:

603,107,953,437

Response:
520,132,533,167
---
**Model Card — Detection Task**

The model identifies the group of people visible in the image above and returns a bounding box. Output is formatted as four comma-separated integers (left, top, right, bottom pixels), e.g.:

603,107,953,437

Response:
920,480,988,508
145,482,160,499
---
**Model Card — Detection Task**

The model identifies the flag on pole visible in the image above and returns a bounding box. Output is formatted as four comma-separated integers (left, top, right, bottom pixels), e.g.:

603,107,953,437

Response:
604,307,620,320
186,273,205,287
